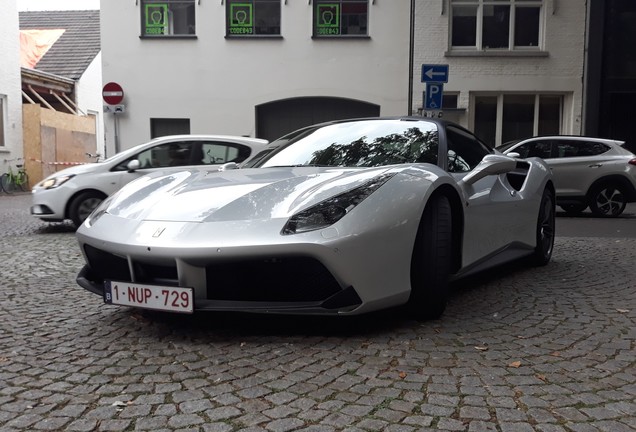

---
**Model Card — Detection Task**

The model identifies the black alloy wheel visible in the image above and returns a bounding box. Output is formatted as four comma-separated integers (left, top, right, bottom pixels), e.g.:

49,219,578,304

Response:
69,191,105,228
589,184,627,217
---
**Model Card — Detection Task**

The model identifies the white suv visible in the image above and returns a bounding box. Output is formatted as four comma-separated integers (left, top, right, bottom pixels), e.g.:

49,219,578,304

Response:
499,136,636,217
31,135,267,227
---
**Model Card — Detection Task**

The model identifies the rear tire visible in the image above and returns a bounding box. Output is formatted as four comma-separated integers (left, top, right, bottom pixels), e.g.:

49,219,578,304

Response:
532,187,555,266
1,173,15,194
69,191,105,228
409,195,453,321
560,203,586,214
588,184,627,217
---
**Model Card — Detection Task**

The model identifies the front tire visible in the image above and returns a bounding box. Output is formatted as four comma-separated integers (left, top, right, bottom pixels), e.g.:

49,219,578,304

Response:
409,195,453,321
588,184,627,217
69,191,105,228
531,187,555,266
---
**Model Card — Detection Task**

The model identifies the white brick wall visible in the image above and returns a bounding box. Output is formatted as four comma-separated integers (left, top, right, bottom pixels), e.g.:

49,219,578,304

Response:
0,1,24,165
413,0,586,135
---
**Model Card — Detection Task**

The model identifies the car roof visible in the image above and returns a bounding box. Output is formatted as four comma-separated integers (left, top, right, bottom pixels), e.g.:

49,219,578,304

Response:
145,134,268,145
510,136,625,145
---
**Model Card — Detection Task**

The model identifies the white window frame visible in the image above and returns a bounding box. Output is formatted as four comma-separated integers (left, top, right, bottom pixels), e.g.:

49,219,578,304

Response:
450,0,544,51
226,0,282,37
141,0,196,37
471,93,563,146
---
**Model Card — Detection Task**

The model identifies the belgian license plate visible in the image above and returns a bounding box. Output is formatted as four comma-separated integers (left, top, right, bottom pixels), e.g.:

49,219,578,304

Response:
104,281,194,314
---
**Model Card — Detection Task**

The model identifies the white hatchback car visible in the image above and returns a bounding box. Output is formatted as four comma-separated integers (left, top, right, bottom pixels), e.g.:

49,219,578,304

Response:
499,136,636,217
31,134,268,227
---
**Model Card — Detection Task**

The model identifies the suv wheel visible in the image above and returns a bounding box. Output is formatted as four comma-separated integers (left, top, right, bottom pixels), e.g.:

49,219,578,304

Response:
588,184,627,217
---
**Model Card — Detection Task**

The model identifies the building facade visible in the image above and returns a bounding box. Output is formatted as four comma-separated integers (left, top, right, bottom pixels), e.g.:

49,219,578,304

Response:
101,0,412,156
0,1,25,166
413,0,586,147
101,0,589,153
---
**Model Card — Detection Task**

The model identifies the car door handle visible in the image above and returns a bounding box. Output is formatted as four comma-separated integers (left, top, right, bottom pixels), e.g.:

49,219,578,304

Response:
588,164,602,168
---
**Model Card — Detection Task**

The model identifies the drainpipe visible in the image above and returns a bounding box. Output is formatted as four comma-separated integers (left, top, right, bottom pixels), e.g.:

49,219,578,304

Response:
408,0,415,116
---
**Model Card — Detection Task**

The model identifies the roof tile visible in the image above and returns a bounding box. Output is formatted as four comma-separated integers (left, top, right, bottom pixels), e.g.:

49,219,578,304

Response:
19,10,100,81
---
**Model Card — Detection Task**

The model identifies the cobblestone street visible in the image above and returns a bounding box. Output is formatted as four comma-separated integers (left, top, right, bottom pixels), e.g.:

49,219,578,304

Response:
0,193,634,432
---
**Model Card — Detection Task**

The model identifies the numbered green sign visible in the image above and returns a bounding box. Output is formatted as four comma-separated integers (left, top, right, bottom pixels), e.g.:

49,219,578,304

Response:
316,4,340,35
229,3,254,35
145,4,168,35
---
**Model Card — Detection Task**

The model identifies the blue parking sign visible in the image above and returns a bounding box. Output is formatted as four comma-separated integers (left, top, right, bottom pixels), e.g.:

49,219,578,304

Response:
425,83,444,110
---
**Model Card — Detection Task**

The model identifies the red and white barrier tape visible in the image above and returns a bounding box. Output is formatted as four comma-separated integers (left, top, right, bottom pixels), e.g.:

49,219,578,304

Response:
29,158,87,166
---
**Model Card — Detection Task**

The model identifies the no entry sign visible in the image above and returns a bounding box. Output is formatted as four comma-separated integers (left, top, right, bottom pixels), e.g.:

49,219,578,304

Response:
102,82,124,105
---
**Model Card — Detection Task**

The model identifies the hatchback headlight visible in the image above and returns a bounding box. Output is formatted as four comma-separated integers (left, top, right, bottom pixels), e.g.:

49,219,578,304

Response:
39,174,75,189
282,173,395,235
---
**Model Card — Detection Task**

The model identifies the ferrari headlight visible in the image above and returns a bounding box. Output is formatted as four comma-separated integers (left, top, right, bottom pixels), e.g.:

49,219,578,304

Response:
39,174,75,189
84,195,114,228
282,173,395,235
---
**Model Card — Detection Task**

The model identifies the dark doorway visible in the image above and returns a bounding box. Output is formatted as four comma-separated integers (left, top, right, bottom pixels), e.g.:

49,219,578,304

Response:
256,97,380,142
585,0,636,152
607,93,636,153
150,118,191,139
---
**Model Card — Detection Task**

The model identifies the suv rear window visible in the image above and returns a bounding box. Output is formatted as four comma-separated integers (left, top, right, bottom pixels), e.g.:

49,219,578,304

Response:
556,141,610,158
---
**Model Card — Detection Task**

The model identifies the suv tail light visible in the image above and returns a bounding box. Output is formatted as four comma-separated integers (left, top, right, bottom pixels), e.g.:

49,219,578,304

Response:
629,159,636,166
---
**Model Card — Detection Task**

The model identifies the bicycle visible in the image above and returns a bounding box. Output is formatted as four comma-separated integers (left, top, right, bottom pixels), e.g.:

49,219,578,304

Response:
1,162,29,194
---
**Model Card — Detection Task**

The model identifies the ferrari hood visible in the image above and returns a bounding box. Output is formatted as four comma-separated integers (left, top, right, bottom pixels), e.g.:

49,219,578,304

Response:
103,166,396,223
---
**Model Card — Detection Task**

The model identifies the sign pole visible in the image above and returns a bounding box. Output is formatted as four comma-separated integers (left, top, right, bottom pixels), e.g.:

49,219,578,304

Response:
102,82,125,155
114,112,120,154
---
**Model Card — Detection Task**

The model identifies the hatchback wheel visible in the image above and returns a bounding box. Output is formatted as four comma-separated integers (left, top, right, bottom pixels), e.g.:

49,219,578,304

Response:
69,191,105,228
589,184,627,217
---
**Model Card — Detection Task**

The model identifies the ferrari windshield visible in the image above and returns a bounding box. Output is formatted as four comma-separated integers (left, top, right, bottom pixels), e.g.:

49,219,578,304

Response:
249,119,439,168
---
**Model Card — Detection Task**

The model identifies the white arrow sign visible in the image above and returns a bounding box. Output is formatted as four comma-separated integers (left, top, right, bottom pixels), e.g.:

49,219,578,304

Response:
421,64,449,83
424,69,445,80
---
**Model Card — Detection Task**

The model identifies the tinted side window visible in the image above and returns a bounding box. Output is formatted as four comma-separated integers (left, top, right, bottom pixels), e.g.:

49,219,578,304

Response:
522,140,553,159
150,141,193,167
555,141,578,158
200,142,252,164
113,141,193,170
577,141,611,156
553,140,610,158
446,126,491,173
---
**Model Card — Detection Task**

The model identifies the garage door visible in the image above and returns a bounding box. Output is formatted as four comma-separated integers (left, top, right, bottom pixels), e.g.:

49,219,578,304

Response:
256,97,380,142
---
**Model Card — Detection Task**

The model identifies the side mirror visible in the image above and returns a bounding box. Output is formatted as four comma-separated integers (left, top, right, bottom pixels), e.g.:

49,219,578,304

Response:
218,162,238,171
460,154,517,185
507,152,521,158
127,159,141,172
